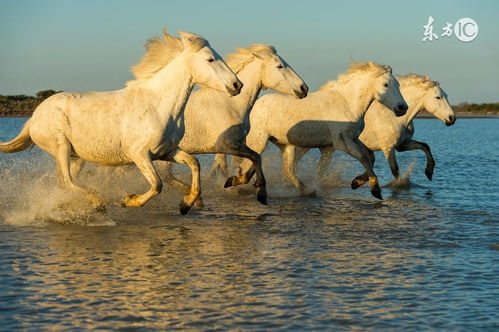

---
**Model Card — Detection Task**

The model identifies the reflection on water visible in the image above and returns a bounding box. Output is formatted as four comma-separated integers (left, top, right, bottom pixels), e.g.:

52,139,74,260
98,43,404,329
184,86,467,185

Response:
1,118,499,330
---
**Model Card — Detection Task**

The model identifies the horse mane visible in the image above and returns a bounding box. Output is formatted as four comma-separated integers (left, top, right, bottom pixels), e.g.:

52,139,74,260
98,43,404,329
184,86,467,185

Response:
398,73,439,90
226,44,277,74
319,61,392,91
127,30,207,86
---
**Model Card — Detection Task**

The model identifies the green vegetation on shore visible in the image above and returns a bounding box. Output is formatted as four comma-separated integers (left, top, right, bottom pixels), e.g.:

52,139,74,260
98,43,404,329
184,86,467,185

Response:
451,102,499,115
0,90,58,117
1,90,498,117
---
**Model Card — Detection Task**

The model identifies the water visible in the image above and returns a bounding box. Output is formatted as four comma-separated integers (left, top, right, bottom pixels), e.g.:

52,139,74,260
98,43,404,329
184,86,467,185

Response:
0,117,498,330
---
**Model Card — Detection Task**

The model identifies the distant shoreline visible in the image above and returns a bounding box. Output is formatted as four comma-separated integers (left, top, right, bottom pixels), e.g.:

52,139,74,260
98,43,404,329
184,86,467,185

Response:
418,113,499,119
1,90,498,118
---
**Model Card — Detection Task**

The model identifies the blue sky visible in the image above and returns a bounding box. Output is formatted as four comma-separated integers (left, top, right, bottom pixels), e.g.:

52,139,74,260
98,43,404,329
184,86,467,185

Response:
0,0,497,103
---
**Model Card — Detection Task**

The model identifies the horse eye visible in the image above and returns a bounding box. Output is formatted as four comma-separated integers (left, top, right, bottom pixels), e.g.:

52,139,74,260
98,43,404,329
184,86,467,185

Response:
384,83,389,87
277,64,284,69
436,96,441,99
207,58,215,63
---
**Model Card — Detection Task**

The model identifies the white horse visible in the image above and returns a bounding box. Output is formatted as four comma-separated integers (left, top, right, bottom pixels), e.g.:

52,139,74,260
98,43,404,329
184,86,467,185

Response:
159,44,307,205
0,30,242,215
296,74,455,186
225,62,408,199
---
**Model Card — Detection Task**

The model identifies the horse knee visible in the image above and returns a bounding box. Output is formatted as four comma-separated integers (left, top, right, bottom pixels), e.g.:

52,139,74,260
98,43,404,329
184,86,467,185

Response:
252,153,262,164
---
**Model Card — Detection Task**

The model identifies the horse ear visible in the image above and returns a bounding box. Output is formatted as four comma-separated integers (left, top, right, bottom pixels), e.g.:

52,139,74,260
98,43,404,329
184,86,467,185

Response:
384,65,392,74
178,31,205,50
179,32,195,48
435,81,440,86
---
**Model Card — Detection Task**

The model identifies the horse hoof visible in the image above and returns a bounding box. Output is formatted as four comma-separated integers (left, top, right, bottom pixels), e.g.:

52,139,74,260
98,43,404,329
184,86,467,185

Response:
121,194,141,208
179,200,191,215
224,176,236,188
371,189,383,200
257,192,268,205
300,189,317,198
425,168,433,181
351,178,363,190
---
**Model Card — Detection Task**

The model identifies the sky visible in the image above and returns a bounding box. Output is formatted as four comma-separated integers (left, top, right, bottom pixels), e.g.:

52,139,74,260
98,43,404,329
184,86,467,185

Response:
0,0,498,103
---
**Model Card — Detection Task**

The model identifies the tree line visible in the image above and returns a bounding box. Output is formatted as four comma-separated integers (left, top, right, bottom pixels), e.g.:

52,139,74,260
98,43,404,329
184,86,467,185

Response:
0,90,498,116
0,90,58,117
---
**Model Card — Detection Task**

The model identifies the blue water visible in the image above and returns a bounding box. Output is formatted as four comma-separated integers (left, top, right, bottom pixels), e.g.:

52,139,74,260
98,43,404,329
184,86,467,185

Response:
0,117,498,330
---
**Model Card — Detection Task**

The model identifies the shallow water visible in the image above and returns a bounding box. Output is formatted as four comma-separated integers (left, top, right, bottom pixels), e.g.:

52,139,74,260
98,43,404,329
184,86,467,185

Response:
0,117,498,330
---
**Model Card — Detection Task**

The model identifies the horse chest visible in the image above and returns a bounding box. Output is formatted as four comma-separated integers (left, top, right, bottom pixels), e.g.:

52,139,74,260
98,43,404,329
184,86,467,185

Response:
397,125,415,145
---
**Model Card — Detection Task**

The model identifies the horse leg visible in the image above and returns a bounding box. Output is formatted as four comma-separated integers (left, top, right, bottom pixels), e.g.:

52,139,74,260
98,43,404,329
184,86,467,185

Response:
209,154,229,178
122,155,162,208
318,146,335,178
282,145,308,195
383,148,400,180
54,138,104,209
69,157,86,179
222,144,267,205
343,138,382,199
225,130,269,188
274,140,308,175
351,144,375,190
165,149,201,215
397,140,435,180
161,160,204,208
293,147,309,167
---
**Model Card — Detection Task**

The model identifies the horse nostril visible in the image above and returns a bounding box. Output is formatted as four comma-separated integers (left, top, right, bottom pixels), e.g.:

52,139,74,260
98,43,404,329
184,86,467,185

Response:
233,81,242,91
447,115,456,126
297,84,308,98
399,103,408,112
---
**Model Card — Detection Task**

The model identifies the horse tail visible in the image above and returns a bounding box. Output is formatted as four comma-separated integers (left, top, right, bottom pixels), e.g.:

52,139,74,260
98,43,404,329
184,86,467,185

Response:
0,120,34,153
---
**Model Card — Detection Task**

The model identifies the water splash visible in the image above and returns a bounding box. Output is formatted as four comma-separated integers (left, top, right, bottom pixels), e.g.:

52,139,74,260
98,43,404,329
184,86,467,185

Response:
0,157,118,226
385,160,416,189
1,172,116,227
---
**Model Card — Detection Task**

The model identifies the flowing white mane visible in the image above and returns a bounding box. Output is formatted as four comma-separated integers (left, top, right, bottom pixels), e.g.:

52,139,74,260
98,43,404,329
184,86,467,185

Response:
226,44,277,74
128,30,207,85
319,61,391,91
398,73,439,90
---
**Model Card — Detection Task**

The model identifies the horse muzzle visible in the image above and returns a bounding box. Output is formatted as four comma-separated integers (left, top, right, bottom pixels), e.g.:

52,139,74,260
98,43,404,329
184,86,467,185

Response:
445,115,456,126
395,103,408,116
294,84,308,99
228,81,243,96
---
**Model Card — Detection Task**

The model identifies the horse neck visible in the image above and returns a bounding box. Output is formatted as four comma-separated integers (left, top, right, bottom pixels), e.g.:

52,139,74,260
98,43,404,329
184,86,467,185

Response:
334,76,376,120
398,87,425,125
230,61,263,115
140,54,194,123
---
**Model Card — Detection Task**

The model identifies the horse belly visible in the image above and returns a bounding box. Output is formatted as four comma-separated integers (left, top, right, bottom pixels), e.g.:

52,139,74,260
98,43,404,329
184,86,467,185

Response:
71,138,131,165
285,121,334,147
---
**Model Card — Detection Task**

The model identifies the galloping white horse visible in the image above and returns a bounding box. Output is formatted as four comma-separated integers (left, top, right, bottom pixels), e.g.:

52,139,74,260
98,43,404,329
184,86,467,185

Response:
0,30,242,214
297,74,455,186
160,44,307,205
226,62,408,199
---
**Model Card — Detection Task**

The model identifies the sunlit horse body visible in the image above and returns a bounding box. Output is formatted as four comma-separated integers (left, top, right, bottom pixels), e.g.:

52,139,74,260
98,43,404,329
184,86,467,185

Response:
296,74,456,186
226,62,408,199
160,44,307,205
0,30,242,214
